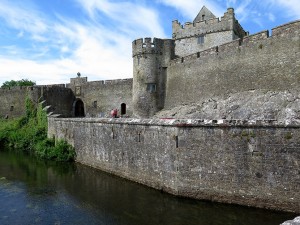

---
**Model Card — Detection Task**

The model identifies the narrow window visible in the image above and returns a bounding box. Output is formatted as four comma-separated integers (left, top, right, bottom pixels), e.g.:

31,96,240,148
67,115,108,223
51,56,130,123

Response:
121,103,126,115
146,83,156,93
93,101,97,108
202,15,205,21
175,136,179,148
10,106,14,111
137,56,140,65
197,52,200,58
197,35,205,44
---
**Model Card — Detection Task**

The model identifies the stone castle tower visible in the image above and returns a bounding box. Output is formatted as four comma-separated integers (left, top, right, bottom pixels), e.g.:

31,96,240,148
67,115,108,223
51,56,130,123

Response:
132,38,174,118
132,6,246,118
172,6,247,57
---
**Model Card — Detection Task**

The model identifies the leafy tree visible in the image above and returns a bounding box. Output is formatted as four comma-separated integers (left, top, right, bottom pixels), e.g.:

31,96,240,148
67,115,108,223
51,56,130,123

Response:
1,79,36,88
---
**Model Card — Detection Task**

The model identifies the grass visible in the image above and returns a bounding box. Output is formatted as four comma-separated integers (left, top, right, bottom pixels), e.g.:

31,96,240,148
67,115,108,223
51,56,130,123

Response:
0,97,75,162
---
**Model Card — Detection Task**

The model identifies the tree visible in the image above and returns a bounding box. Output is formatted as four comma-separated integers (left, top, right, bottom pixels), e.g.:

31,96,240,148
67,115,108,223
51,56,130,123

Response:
1,79,36,88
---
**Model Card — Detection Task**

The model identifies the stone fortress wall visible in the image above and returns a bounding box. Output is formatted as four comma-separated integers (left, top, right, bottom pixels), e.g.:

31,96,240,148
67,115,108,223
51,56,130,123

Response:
0,86,28,118
67,77,133,117
165,20,300,114
0,84,74,118
0,77,133,119
48,117,300,213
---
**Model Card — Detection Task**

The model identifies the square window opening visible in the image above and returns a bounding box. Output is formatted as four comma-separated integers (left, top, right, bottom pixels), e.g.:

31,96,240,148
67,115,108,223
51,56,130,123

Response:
147,83,157,93
197,35,205,44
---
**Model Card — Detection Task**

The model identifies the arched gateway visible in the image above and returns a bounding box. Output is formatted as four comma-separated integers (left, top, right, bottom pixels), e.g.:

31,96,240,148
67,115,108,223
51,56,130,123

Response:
73,99,85,117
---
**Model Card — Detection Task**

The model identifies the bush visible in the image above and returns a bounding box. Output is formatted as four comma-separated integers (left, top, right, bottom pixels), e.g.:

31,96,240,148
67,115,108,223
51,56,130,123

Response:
35,139,75,162
0,97,75,162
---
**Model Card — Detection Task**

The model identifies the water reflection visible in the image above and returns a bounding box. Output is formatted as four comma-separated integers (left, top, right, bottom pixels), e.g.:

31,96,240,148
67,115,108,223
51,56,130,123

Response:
0,150,296,225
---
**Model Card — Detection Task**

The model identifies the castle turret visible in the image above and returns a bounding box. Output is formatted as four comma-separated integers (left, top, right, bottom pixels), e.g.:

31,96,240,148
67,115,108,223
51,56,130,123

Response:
132,37,174,118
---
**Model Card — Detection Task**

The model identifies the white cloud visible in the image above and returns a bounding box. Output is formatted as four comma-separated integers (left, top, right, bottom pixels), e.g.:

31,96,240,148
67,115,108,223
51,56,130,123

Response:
0,20,133,85
17,31,24,38
0,0,169,85
157,0,224,20
226,0,237,6
268,13,276,22
233,0,252,22
0,0,48,38
276,0,300,19
75,0,166,38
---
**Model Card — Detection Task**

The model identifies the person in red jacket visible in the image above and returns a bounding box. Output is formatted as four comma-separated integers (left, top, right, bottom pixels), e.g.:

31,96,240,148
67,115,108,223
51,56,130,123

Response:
110,109,118,118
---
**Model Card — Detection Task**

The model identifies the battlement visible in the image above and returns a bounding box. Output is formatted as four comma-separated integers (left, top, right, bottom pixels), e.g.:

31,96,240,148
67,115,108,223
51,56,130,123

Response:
0,84,66,93
272,19,300,37
132,37,172,57
67,78,132,88
0,86,27,91
70,77,88,87
81,78,133,87
35,84,66,88
172,8,245,40
170,19,300,65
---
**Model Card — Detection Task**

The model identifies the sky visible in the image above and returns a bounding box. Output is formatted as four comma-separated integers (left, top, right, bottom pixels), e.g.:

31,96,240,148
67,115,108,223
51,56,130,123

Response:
0,0,299,85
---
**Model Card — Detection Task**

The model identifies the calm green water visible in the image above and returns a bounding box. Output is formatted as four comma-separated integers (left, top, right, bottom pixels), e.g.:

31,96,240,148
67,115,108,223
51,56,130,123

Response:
0,150,296,225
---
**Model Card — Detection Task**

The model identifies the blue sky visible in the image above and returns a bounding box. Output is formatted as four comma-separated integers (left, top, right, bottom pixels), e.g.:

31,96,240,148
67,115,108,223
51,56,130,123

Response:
0,0,299,85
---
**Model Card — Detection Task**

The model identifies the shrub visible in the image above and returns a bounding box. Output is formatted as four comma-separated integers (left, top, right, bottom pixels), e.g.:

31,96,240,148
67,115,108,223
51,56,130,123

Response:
0,96,75,162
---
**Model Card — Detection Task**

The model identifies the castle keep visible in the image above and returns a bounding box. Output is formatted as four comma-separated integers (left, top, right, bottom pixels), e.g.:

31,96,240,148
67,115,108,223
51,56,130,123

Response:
2,6,300,213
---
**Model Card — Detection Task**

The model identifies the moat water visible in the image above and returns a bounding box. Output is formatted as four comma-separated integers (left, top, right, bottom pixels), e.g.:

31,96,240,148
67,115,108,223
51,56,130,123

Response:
0,150,296,225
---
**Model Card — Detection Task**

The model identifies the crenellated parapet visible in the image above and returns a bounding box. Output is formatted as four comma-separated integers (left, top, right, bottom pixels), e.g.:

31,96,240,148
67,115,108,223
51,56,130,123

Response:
172,8,246,40
170,19,300,65
132,37,166,57
272,19,300,38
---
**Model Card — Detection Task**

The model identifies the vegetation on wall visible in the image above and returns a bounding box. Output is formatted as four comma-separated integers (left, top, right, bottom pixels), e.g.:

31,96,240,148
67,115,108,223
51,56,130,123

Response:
1,79,36,88
0,96,75,162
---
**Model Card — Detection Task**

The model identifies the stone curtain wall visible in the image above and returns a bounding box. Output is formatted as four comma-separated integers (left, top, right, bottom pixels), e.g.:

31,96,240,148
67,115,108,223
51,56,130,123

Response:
68,78,133,117
48,118,300,213
165,20,300,109
32,85,75,117
0,87,28,118
0,85,74,118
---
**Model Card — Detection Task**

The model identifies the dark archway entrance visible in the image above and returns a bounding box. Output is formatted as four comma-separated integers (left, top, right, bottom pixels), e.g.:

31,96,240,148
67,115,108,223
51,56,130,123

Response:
121,103,126,115
74,99,85,117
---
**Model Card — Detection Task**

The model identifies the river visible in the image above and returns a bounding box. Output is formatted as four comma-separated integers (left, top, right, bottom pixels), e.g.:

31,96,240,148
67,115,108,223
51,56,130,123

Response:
0,150,296,225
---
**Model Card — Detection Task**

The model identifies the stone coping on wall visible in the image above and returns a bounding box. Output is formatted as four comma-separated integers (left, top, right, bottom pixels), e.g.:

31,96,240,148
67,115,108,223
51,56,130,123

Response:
48,117,300,128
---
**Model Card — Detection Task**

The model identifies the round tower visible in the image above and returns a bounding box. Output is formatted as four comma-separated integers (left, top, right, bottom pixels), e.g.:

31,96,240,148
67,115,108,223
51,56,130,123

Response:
132,37,165,118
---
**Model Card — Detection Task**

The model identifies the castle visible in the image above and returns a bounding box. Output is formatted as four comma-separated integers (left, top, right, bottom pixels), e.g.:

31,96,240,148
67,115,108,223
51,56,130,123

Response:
2,7,300,213
2,6,299,121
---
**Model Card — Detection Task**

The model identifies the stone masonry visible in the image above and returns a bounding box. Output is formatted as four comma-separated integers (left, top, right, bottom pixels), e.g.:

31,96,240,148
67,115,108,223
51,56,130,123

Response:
48,117,300,213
